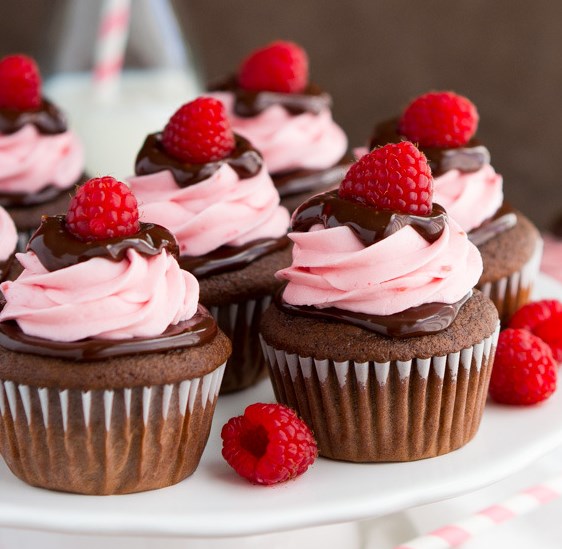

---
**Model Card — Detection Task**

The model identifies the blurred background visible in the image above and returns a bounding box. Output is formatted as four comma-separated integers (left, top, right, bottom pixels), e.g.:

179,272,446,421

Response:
1,0,561,229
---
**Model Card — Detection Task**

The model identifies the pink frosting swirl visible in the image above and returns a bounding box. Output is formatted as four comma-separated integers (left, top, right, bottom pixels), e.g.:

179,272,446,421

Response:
212,91,348,174
0,205,17,262
0,124,84,194
0,249,199,342
278,218,483,316
129,164,290,257
433,164,503,233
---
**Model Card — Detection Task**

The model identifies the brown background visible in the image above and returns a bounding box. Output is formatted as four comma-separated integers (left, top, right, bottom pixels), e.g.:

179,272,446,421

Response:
2,0,561,230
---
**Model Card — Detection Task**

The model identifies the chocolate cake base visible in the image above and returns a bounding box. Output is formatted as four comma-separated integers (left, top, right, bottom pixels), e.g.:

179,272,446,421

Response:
199,245,292,393
0,331,231,495
260,291,499,462
477,211,542,324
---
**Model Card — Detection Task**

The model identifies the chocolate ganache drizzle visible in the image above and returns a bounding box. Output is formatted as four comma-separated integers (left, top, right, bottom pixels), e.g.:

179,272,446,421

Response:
291,190,447,246
0,305,217,361
210,76,332,118
28,216,179,272
279,190,472,338
0,99,67,135
180,236,290,279
135,134,262,187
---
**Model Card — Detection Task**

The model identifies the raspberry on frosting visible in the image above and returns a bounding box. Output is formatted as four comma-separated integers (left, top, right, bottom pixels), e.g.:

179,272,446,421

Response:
399,91,479,148
0,54,42,110
339,141,433,215
221,402,317,485
66,176,140,241
161,97,235,164
238,40,309,94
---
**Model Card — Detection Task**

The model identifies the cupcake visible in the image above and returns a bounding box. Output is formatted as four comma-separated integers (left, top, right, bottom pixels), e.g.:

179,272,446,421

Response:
260,142,500,462
369,91,542,324
129,97,290,393
0,177,231,494
0,54,85,246
209,41,352,212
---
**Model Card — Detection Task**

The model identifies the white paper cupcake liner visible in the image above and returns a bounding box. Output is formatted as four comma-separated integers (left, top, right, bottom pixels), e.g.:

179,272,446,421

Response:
0,363,225,495
260,325,500,462
478,237,543,324
208,295,272,393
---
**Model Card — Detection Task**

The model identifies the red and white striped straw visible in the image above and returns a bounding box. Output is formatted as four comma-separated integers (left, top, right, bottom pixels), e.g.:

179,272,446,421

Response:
93,0,132,99
395,474,562,549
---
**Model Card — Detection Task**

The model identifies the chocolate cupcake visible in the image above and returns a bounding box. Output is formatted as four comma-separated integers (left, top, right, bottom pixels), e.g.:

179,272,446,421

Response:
369,91,542,324
260,142,499,462
0,177,231,494
0,54,85,248
209,41,352,212
129,97,290,393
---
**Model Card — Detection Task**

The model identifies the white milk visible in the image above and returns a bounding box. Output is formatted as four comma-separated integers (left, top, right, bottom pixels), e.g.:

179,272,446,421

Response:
45,69,201,179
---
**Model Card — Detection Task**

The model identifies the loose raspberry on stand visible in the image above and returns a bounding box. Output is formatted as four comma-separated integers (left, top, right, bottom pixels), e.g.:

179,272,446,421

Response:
221,402,318,486
161,97,235,163
0,54,42,110
489,328,557,405
510,299,562,362
398,91,479,148
238,40,309,94
339,141,433,215
530,313,562,363
65,176,140,241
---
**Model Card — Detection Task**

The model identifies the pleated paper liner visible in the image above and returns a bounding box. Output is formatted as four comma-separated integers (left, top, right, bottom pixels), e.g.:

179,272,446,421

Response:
0,363,225,495
478,238,543,325
209,295,272,393
261,324,499,462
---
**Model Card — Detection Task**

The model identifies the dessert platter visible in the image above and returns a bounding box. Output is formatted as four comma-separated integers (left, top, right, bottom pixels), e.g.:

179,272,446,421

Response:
0,275,559,539
0,42,561,546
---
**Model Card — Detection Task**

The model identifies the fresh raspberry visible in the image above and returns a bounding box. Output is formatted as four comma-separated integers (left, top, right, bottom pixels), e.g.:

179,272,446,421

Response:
399,91,479,148
0,54,42,110
221,403,317,485
65,176,140,241
489,328,557,405
532,313,562,363
338,141,433,215
161,97,235,163
510,300,562,362
238,40,309,94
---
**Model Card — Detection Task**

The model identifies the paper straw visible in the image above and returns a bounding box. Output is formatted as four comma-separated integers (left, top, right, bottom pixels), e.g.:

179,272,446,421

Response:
93,0,132,100
396,474,562,549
